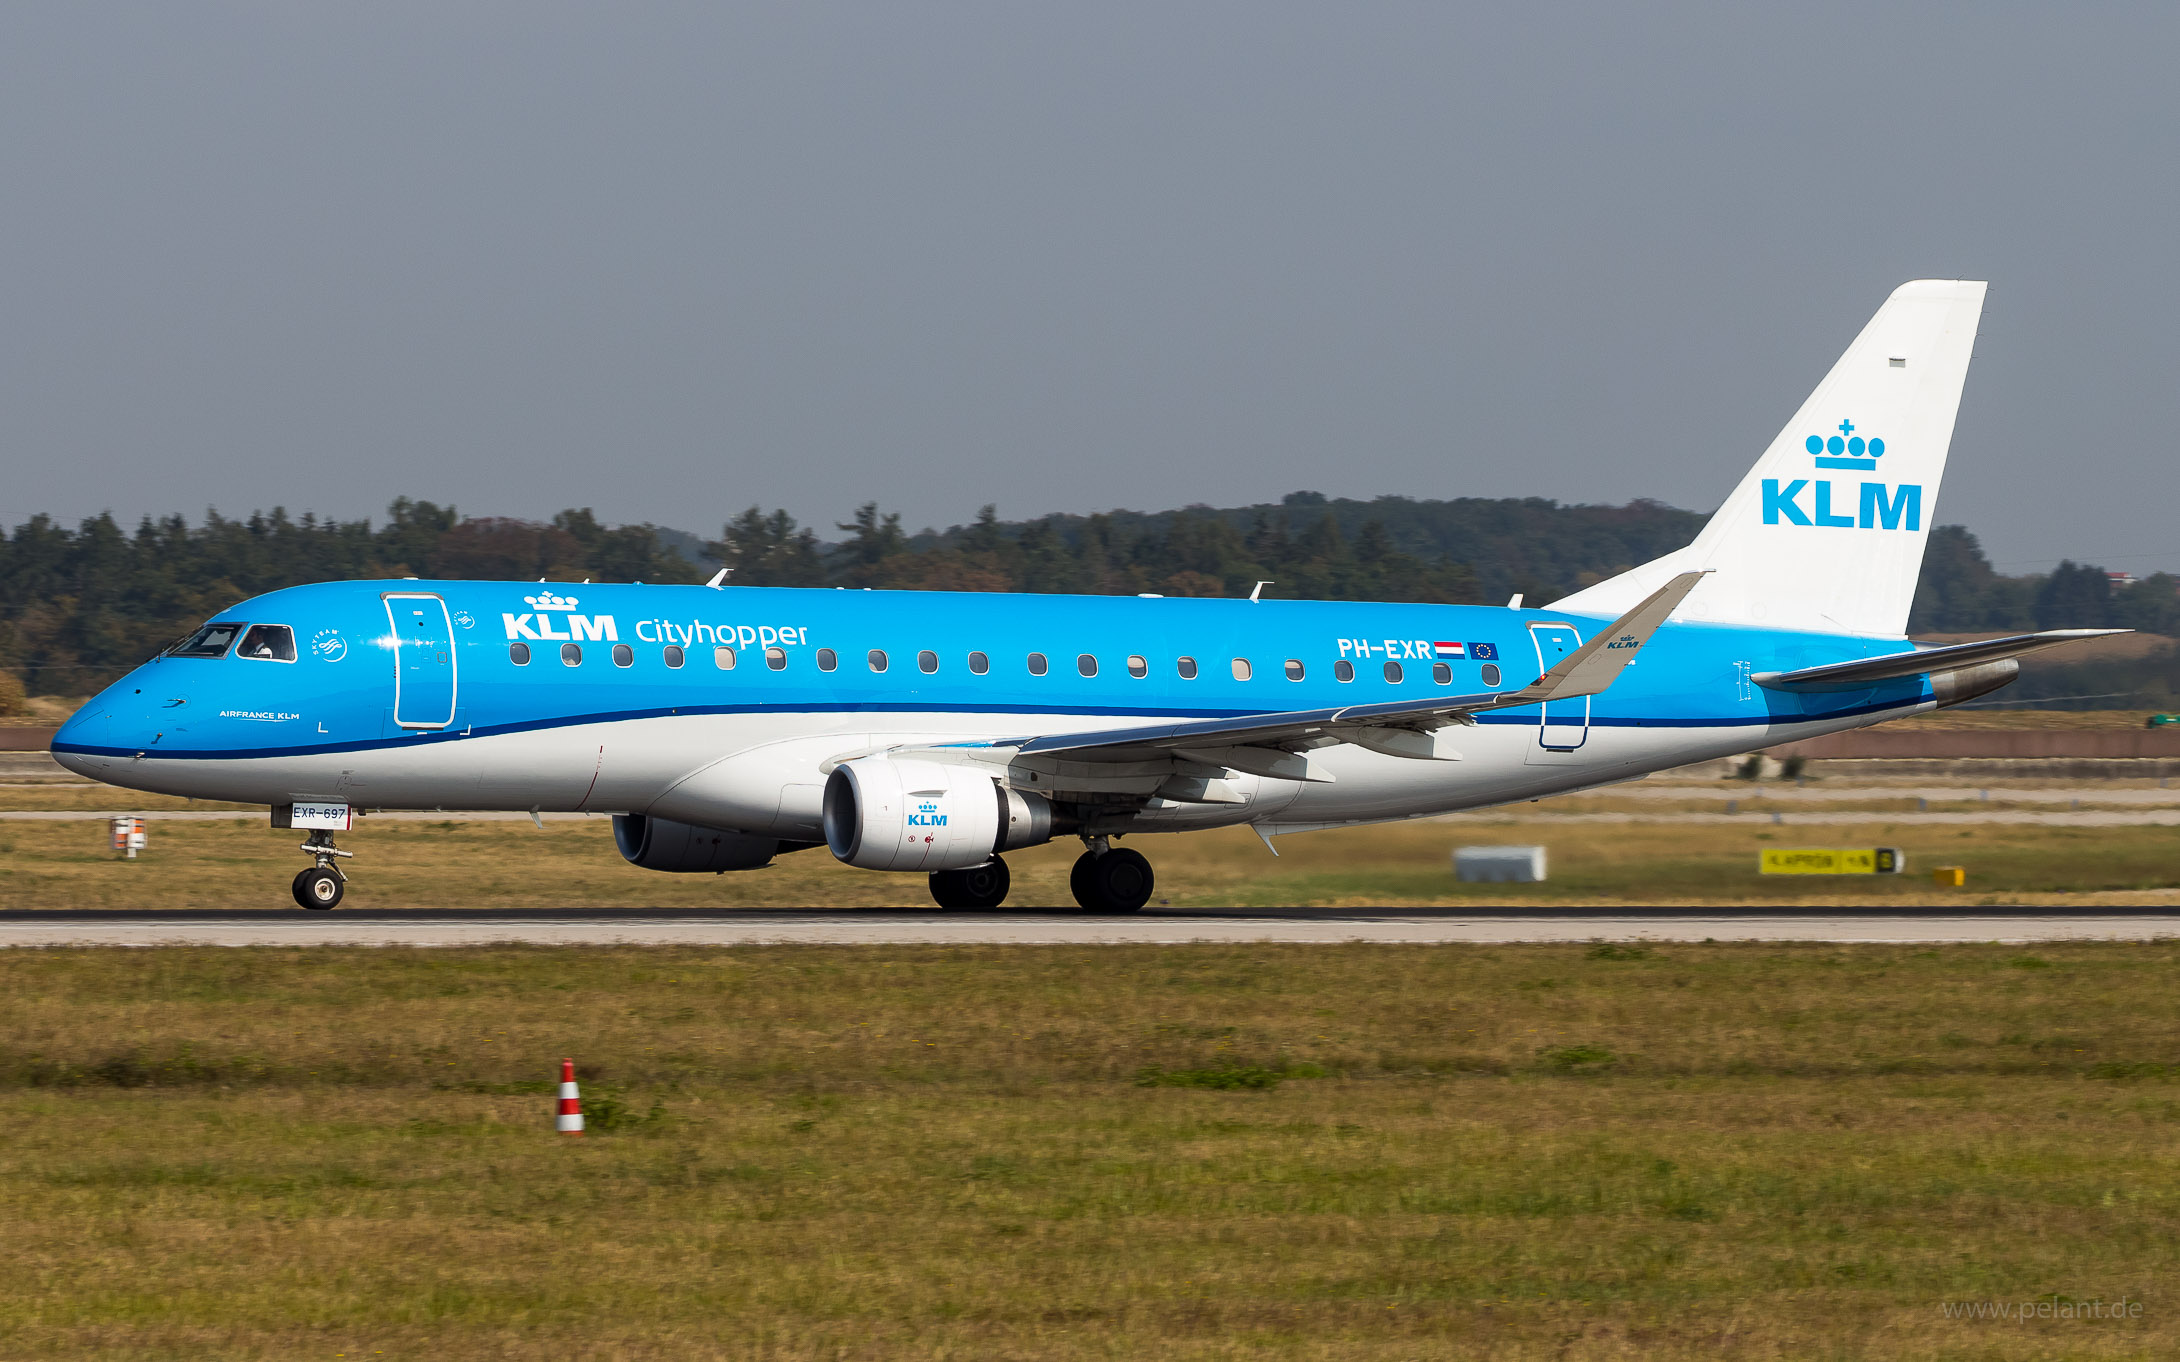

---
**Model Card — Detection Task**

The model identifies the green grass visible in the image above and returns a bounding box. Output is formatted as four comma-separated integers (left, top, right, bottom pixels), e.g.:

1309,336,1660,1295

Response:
1,943,2178,1358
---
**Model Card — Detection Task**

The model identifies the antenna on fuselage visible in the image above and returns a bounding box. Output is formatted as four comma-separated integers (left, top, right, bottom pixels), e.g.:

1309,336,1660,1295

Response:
705,568,732,589
1248,581,1273,603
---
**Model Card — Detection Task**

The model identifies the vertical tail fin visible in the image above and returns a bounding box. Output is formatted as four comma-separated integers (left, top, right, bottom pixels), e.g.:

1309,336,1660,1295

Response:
1553,279,1987,637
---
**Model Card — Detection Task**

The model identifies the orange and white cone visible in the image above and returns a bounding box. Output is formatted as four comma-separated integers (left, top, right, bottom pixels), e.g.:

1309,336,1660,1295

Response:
556,1058,585,1136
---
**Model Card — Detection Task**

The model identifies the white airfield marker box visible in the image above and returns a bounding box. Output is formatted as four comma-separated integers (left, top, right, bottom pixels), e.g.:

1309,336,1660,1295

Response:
1454,845,1548,883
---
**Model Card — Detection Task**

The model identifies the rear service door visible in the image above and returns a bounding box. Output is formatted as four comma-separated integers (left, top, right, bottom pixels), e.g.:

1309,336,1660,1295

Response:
1528,622,1589,750
385,592,458,729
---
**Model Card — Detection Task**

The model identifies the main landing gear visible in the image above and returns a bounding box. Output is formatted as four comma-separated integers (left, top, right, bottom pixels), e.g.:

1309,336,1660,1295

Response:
929,858,1012,909
1070,838,1154,913
291,830,352,910
922,839,1157,912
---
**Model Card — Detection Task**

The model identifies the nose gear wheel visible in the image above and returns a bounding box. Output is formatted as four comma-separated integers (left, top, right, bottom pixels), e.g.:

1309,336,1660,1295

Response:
291,828,352,910
292,866,344,909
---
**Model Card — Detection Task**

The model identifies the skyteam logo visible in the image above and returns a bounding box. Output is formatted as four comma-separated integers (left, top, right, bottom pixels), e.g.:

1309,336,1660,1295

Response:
1764,418,1921,532
1807,418,1885,471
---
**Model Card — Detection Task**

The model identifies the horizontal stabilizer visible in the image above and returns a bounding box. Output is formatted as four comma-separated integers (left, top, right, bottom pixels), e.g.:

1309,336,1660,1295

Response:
1753,629,2128,692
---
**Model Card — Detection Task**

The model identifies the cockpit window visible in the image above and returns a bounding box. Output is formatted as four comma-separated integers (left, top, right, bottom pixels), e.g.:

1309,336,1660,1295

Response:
171,622,245,658
235,624,297,662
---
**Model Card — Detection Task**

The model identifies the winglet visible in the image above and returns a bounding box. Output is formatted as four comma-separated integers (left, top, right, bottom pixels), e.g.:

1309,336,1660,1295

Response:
1500,570,1708,707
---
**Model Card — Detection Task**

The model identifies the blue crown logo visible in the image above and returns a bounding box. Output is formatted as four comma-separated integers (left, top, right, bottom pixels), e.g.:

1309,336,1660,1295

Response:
1805,419,1884,470
917,801,938,814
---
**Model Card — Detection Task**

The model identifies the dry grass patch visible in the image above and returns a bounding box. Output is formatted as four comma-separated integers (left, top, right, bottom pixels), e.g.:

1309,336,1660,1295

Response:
6,811,2180,909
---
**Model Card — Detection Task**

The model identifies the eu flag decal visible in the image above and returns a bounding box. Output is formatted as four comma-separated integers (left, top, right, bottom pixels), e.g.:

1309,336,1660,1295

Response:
1468,641,1499,661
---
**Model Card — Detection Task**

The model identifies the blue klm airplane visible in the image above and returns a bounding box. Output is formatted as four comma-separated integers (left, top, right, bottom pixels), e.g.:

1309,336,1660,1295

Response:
52,280,2117,910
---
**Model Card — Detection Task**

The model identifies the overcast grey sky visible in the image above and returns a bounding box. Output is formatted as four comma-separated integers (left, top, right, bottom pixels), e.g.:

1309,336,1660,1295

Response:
3,4,2175,573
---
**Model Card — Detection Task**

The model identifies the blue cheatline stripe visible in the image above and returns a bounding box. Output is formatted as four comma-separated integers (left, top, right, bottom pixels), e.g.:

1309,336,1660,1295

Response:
50,692,1927,764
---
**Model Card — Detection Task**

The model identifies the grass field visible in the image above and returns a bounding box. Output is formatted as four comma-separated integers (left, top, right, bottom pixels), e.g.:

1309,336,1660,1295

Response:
6,808,2180,910
3,943,2177,1358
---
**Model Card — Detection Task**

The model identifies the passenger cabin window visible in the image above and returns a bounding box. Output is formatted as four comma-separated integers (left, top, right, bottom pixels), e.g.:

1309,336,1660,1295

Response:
1077,654,1098,678
172,622,243,658
1127,655,1147,678
561,643,583,667
817,648,838,672
1177,656,1198,680
1334,659,1354,683
766,646,787,670
1383,660,1403,683
612,644,634,667
1433,661,1451,685
663,645,684,668
918,650,938,674
1028,653,1049,676
868,649,888,673
509,642,532,666
1481,663,1502,687
1231,658,1252,681
968,651,990,675
1283,659,1304,681
714,645,737,670
236,624,296,662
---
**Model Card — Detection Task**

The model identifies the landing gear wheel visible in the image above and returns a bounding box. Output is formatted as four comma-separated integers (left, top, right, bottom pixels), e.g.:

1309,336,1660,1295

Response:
929,858,1012,909
1070,847,1154,913
292,866,344,910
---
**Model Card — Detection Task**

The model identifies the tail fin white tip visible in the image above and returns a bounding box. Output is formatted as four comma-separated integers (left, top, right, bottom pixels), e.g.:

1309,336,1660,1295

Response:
1553,279,1988,638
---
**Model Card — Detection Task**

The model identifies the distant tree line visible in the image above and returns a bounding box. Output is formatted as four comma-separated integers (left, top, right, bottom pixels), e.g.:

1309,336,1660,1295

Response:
0,500,694,695
1911,525,2180,635
1,494,2172,706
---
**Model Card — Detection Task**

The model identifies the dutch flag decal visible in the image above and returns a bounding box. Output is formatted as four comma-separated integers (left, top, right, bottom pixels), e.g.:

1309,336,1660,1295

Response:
1433,641,1466,659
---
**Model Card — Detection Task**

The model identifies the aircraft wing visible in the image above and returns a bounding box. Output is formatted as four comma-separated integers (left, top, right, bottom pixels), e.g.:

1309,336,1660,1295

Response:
980,570,1707,764
1752,629,2129,692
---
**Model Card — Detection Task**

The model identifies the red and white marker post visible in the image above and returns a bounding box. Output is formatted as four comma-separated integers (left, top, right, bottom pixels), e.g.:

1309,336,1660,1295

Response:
556,1058,585,1136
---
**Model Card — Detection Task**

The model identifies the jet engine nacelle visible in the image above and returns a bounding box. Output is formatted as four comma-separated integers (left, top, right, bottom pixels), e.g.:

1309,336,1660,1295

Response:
823,757,1052,871
612,814,783,872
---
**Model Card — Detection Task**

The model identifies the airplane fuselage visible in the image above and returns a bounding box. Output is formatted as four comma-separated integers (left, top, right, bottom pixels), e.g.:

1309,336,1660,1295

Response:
53,578,1949,845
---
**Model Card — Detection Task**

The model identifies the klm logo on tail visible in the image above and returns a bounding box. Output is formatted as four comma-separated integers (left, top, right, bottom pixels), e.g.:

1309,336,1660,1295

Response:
1808,418,1884,470
1763,419,1920,531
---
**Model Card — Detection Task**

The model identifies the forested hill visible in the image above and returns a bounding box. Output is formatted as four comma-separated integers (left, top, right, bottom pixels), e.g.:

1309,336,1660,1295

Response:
0,495,2172,700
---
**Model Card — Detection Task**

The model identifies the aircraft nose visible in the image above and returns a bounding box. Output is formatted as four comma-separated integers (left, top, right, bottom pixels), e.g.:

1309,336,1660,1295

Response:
50,702,117,776
51,675,178,773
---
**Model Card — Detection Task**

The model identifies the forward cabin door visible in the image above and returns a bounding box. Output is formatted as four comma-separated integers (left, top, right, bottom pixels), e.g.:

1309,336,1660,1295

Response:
385,592,458,730
1527,622,1589,751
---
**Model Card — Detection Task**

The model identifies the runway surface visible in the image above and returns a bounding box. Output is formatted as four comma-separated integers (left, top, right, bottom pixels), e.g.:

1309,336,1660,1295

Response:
3,907,2176,947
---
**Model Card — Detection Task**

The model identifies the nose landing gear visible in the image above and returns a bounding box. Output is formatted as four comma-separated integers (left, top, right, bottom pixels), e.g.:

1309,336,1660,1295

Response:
1070,837,1154,913
292,830,352,910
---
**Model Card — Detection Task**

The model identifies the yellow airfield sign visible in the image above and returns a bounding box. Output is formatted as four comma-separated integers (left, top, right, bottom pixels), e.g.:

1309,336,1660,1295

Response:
1759,847,1903,876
